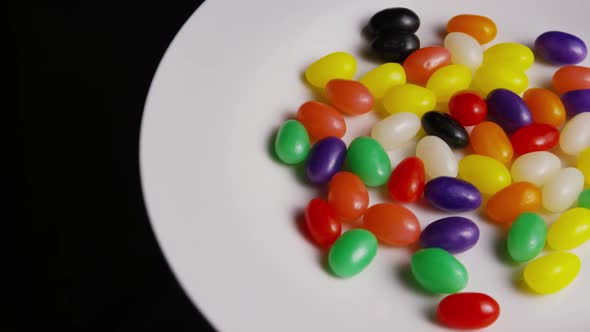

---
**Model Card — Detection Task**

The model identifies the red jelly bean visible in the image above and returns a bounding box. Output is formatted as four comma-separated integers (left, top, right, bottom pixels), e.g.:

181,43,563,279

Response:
449,91,488,126
328,172,369,221
510,123,560,155
403,46,452,86
304,198,341,247
388,157,425,203
437,292,500,329
325,79,374,115
296,101,346,141
363,203,421,246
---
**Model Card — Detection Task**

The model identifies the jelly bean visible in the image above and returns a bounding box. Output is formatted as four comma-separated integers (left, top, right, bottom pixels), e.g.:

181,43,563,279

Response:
426,64,472,102
523,252,580,294
511,151,561,187
328,172,369,221
579,189,590,208
561,89,590,117
363,203,420,246
486,88,532,134
360,63,406,99
542,167,585,212
296,101,346,141
552,65,590,94
486,182,542,224
388,157,425,203
470,121,513,164
547,208,590,250
411,248,468,294
416,136,458,178
371,32,420,63
421,111,469,149
424,176,482,212
473,64,528,96
535,31,587,65
305,52,356,88
274,120,310,164
448,90,487,126
511,123,560,155
507,212,547,262
403,46,452,85
560,112,590,156
483,42,534,70
325,79,374,115
328,229,377,278
305,198,341,247
367,7,420,35
459,155,511,195
437,293,500,329
447,14,497,44
371,112,421,150
444,32,483,71
346,137,391,187
382,83,436,117
420,216,479,254
522,88,566,128
306,137,346,184
578,147,590,185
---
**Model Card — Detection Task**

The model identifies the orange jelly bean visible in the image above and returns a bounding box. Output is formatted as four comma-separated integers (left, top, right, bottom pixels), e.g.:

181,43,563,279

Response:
325,79,374,115
522,88,566,128
447,14,497,44
470,121,513,164
296,101,346,141
403,46,452,86
486,182,542,224
328,172,369,221
363,202,421,246
552,65,590,94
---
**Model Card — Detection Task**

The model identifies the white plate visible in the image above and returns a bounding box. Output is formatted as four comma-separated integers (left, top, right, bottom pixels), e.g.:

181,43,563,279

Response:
140,0,590,330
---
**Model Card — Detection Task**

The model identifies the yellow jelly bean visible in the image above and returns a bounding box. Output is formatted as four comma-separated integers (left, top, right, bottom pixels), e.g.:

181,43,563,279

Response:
473,63,528,96
382,83,436,118
426,64,472,102
360,63,406,99
578,147,590,186
458,154,511,195
483,42,535,70
523,252,580,294
305,52,357,88
547,208,590,250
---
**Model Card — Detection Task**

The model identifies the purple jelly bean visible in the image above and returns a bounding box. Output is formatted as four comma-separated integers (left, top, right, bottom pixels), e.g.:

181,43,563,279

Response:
306,136,346,184
561,89,590,117
535,31,587,65
420,216,480,254
486,88,532,134
423,176,482,212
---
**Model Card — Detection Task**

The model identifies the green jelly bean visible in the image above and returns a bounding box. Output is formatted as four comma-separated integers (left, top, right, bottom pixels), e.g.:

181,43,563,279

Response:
579,189,590,209
274,120,310,164
410,248,468,293
328,229,377,278
507,212,547,262
346,136,391,187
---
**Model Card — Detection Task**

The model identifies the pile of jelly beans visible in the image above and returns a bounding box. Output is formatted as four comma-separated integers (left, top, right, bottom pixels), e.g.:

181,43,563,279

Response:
273,7,590,330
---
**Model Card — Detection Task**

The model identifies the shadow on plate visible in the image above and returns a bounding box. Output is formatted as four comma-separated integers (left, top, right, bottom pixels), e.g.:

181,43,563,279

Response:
394,263,438,298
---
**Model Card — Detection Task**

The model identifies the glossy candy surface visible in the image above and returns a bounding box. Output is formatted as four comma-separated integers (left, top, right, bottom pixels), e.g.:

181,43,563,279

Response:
473,64,528,96
328,229,377,278
382,83,436,117
420,216,479,254
447,14,497,44
306,137,346,184
403,46,452,85
552,65,590,94
542,167,585,212
561,89,590,117
486,88,532,134
421,111,469,148
305,52,356,88
325,79,374,115
426,64,472,102
346,137,391,187
416,136,458,178
535,31,587,65
510,151,561,187
448,91,487,126
424,176,482,212
305,198,341,247
371,32,420,63
522,88,566,128
483,42,534,70
459,154,511,195
578,147,590,185
507,212,547,262
560,112,590,156
486,182,542,224
274,120,310,164
388,157,425,203
371,112,421,150
328,172,369,221
296,101,346,141
411,248,468,294
437,293,500,329
524,252,580,294
547,208,590,250
579,189,590,208
367,7,420,35
470,121,513,164
511,123,559,155
444,32,483,71
360,63,406,99
363,203,421,246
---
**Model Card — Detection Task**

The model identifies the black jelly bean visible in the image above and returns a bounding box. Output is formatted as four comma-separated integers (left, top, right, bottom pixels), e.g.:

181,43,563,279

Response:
421,111,469,149
370,32,420,63
368,7,420,35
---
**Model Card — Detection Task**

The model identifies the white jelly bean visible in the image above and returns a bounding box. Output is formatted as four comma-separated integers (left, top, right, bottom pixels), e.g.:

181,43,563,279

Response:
511,151,562,187
444,32,483,72
371,112,421,150
416,135,458,178
542,167,585,213
560,113,590,156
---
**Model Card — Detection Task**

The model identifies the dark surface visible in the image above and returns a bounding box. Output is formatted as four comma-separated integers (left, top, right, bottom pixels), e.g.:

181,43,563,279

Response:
14,2,214,330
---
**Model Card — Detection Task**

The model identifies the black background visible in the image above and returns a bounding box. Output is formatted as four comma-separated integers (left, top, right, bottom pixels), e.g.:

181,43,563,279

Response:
13,1,214,330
